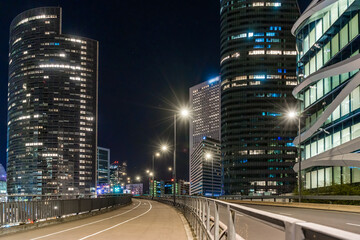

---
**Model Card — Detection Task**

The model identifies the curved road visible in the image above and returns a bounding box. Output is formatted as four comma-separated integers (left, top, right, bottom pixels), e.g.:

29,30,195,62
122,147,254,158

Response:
1,199,190,240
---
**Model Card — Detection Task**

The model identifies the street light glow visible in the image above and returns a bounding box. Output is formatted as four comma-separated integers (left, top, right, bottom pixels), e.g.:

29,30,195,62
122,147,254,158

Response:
205,153,212,160
287,111,297,119
149,172,153,176
146,169,150,173
161,145,168,152
136,176,140,181
155,152,160,157
180,108,190,117
168,167,172,171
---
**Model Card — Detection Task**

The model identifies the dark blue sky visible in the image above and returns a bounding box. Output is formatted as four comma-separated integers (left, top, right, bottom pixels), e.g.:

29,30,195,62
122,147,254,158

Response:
0,0,220,180
0,1,310,181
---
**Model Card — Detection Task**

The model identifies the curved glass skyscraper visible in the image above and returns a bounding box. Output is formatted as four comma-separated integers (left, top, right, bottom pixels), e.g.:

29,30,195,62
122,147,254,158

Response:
220,1,299,195
7,7,98,196
293,0,360,190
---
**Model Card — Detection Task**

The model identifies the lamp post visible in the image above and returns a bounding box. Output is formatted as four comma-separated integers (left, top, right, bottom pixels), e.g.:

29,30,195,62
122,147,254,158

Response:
172,108,190,205
205,152,214,196
287,110,302,203
151,145,169,199
152,152,160,199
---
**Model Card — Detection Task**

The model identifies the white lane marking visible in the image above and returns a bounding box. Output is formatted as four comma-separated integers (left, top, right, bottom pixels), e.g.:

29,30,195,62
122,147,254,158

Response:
347,223,360,227
79,200,153,240
30,200,142,240
279,212,292,216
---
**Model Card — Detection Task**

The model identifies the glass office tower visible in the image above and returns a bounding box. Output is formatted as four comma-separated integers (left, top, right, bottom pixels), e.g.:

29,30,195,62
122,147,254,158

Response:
292,0,360,189
97,147,110,187
7,7,98,196
220,1,299,195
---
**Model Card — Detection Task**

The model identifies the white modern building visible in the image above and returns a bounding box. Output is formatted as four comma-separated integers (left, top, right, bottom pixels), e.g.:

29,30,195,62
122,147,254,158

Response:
190,137,222,196
292,0,360,189
189,77,221,194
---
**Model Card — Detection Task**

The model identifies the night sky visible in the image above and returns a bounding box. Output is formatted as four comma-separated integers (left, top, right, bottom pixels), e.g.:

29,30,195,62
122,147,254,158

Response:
0,1,311,181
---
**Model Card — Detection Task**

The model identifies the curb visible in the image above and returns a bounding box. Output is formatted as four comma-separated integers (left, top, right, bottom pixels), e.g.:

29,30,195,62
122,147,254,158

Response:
224,200,360,214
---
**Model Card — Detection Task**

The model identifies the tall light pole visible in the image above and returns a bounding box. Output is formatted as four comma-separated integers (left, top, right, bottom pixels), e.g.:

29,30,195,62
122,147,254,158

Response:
152,152,160,199
205,152,214,196
287,110,302,203
151,145,169,199
173,108,190,205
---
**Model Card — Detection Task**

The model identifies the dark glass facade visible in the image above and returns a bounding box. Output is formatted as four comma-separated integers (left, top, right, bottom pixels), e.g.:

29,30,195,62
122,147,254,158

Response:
7,7,98,196
220,0,299,195
97,147,110,186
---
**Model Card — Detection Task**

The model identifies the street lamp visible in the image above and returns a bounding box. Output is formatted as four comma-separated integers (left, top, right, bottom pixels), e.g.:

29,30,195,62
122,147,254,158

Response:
172,107,190,205
136,176,140,181
161,145,168,152
205,152,214,196
286,110,302,203
151,144,169,199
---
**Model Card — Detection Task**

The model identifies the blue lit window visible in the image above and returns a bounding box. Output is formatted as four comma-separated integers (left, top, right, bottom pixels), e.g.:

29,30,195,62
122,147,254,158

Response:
267,45,271,48
286,143,295,147
254,45,264,49
278,69,282,73
55,43,60,46
266,32,276,37
255,38,264,42
254,33,264,37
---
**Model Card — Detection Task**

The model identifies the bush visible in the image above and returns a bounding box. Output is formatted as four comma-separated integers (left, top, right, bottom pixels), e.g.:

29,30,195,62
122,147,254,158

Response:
292,183,360,205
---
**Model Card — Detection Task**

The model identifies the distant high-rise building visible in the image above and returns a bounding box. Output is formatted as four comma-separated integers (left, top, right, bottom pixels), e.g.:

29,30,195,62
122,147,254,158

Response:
97,147,110,187
110,161,127,187
126,183,143,196
189,77,221,194
292,0,360,190
0,164,6,196
7,7,98,196
150,179,189,197
190,137,221,196
220,1,299,195
189,76,221,151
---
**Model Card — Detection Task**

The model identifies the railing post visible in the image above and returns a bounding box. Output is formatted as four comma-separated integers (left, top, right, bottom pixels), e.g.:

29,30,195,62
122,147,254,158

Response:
214,201,219,240
227,205,236,240
206,200,210,233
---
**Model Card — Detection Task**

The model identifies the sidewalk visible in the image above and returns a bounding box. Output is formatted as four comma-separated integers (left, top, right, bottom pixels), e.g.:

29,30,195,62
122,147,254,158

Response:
225,200,360,213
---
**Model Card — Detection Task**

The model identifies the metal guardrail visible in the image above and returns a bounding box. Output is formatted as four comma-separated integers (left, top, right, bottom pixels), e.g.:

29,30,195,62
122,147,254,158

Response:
218,195,360,201
152,196,360,240
0,194,132,228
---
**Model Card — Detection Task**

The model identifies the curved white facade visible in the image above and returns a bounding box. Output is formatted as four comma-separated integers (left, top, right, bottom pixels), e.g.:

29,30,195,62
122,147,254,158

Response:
293,0,360,189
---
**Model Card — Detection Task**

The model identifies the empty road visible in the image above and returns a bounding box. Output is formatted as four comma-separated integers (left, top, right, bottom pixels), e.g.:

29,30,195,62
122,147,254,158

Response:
234,203,360,234
1,199,191,240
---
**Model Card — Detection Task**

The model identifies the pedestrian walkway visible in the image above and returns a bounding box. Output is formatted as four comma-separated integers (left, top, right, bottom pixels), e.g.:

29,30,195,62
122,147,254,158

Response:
1,199,191,240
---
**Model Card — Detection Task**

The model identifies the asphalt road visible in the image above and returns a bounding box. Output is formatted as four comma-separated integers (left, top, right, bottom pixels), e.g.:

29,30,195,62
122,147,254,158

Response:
1,199,190,240
236,203,360,234
209,202,285,240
